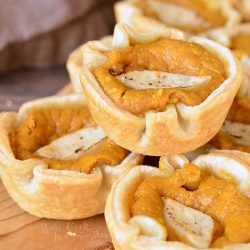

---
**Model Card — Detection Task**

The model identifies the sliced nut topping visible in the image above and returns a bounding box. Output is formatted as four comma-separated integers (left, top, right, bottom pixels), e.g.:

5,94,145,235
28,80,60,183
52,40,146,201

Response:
116,70,211,89
162,197,214,248
221,120,250,146
36,127,106,160
147,0,208,29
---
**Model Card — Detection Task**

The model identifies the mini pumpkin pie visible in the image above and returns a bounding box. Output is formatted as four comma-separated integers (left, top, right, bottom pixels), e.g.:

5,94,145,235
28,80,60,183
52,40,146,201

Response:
114,0,240,45
188,27,250,158
67,37,113,93
224,23,250,99
209,26,250,154
105,153,250,249
210,98,250,153
0,94,142,219
67,47,84,93
235,0,250,22
80,23,241,156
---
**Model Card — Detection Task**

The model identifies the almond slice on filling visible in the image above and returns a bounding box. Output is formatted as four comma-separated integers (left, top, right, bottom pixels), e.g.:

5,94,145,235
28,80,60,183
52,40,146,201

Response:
36,127,106,160
162,197,214,248
147,0,208,28
221,120,250,146
116,70,211,89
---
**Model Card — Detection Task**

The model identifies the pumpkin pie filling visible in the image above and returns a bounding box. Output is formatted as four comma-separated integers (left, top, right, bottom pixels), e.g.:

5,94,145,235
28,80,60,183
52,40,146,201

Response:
92,38,225,116
131,164,250,248
135,0,226,33
211,98,250,153
9,107,129,173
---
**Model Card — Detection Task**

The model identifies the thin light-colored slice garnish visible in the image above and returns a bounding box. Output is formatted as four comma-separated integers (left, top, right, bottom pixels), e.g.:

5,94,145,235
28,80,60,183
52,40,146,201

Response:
221,120,250,146
116,70,211,89
162,197,214,248
147,0,207,28
36,127,106,160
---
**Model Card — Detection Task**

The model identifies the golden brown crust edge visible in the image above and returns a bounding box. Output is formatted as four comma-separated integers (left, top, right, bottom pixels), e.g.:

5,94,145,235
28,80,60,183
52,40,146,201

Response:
221,23,250,99
66,47,83,93
114,0,241,46
114,0,167,33
80,24,242,156
67,36,113,93
0,94,143,219
235,0,250,21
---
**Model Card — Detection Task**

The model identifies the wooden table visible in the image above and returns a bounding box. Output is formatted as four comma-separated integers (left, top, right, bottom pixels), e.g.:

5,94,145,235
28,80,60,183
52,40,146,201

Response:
0,67,113,250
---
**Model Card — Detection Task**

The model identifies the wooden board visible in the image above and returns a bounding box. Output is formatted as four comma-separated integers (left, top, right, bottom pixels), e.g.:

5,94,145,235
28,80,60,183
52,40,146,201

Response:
0,179,113,250
0,67,113,250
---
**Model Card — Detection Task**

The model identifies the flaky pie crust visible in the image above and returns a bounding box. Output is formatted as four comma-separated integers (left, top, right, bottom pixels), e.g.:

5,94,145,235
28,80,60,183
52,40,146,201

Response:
0,94,143,219
105,153,250,250
114,0,241,46
221,23,250,99
80,23,241,156
235,0,250,21
67,37,113,93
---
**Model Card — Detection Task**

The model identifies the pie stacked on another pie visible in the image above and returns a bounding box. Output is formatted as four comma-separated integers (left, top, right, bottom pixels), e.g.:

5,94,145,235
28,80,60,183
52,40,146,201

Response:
210,97,250,154
228,24,250,99
67,37,113,93
114,0,240,45
80,23,241,156
234,0,250,22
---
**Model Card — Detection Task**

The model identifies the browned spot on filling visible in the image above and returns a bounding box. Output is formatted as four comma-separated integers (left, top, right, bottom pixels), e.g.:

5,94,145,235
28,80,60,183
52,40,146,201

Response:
131,164,250,247
10,107,129,173
136,0,226,33
92,38,225,116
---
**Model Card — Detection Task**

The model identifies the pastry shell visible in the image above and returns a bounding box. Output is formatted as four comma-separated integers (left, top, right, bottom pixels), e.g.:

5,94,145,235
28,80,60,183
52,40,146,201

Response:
80,23,242,156
222,23,250,99
114,0,241,46
0,94,143,219
186,105,250,160
67,47,83,93
67,37,113,93
105,153,250,250
235,0,250,21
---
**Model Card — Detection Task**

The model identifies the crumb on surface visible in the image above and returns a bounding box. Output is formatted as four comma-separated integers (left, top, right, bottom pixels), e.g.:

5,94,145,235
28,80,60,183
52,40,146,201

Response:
67,231,77,236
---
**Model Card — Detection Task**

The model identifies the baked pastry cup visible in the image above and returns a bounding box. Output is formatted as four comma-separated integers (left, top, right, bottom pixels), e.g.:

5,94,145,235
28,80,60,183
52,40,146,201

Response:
105,153,250,249
235,0,250,21
67,37,113,93
80,23,241,156
222,23,250,99
210,31,250,153
211,99,250,154
67,46,83,93
189,28,250,158
114,0,241,45
188,100,250,159
0,94,143,219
